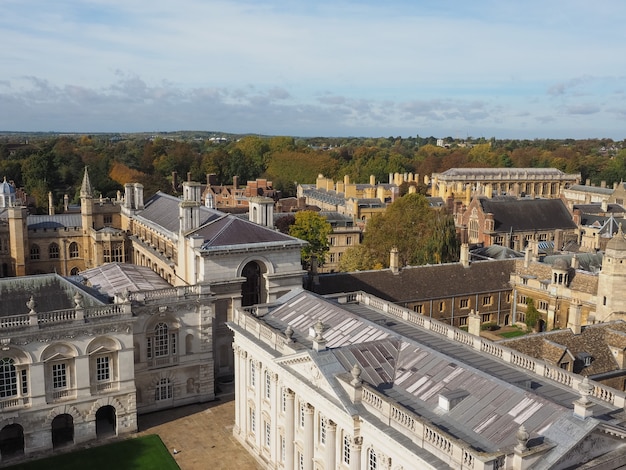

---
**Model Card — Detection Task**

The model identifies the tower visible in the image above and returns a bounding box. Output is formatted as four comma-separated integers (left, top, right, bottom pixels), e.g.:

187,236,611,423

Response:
596,224,626,322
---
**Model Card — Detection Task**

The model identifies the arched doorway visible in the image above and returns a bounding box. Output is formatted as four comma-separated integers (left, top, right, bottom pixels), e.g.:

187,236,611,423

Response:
0,424,24,459
504,314,510,326
96,406,116,438
241,261,261,306
51,414,74,449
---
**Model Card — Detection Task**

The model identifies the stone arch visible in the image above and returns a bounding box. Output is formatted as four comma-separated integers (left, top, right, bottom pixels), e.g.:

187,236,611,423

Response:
39,342,79,363
238,258,272,306
69,267,80,276
44,404,83,427
51,414,74,449
86,396,126,421
86,336,122,354
95,406,117,438
1,346,32,366
0,423,24,459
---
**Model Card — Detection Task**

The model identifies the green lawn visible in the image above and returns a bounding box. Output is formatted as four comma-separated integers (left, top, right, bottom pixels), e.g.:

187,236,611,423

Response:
7,434,179,470
499,330,527,338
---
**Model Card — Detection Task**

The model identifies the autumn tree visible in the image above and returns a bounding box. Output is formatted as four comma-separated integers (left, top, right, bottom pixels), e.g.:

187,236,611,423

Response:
289,211,332,269
346,193,459,270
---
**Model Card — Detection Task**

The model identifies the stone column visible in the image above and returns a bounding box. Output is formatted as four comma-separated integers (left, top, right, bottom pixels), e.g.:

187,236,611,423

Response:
350,436,363,470
233,346,241,435
285,389,295,470
326,420,337,470
303,404,314,470
270,373,279,463
238,350,248,437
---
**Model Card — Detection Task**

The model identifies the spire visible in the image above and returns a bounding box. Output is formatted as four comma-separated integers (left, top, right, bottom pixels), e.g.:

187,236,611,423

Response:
80,167,93,198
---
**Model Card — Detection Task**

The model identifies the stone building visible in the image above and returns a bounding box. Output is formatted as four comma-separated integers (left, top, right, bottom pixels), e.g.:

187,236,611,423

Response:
432,167,580,201
229,289,626,469
0,274,137,462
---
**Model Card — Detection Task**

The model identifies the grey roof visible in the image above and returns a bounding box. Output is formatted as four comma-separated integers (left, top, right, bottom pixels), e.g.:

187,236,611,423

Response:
28,213,82,229
471,245,525,260
312,259,516,303
80,262,171,297
301,188,347,207
196,215,302,249
574,203,626,214
567,184,614,195
0,274,104,317
256,290,621,456
438,168,576,179
478,197,577,232
139,191,223,233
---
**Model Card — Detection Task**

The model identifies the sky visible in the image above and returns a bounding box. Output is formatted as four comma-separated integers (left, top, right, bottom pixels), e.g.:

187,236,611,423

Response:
2,0,626,139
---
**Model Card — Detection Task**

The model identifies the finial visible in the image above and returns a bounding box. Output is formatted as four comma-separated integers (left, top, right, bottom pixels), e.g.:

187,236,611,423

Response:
285,325,294,343
350,363,362,386
515,425,529,452
314,319,324,341
578,376,593,404
26,295,37,314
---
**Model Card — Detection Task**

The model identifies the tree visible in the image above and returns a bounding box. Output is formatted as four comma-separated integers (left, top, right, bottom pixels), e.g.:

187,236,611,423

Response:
289,211,332,269
524,298,541,332
275,214,295,234
337,245,382,272
354,193,459,269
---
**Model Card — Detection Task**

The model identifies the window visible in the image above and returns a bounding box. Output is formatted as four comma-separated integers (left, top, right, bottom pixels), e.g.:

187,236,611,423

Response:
319,416,327,445
49,243,60,259
52,363,67,389
264,421,271,447
482,295,492,306
560,362,569,370
250,361,256,388
346,236,352,245
368,448,377,470
155,323,171,357
482,313,490,323
459,316,468,326
439,302,445,312
96,356,110,382
281,436,286,462
538,300,549,311
413,304,423,314
329,253,336,263
298,451,304,470
112,243,125,262
460,299,469,309
264,370,271,399
70,242,78,258
0,358,17,398
249,407,256,433
299,403,306,428
155,378,172,401
343,435,351,464
104,214,113,225
281,388,287,412
30,244,40,260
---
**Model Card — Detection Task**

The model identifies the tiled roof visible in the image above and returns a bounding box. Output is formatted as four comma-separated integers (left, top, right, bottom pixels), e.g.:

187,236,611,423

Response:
566,184,614,195
501,321,626,376
439,168,572,178
514,258,600,293
139,192,222,233
312,259,516,302
478,197,577,232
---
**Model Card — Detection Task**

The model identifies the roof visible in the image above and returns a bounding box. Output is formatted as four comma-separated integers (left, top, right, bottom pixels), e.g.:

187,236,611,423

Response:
566,184,614,195
478,197,577,232
28,213,82,229
139,191,223,233
248,290,623,458
437,167,578,179
501,321,626,376
79,262,172,296
312,259,516,302
0,274,104,317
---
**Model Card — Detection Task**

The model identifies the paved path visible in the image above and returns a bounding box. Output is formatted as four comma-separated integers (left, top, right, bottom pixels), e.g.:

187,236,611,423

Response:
137,393,262,470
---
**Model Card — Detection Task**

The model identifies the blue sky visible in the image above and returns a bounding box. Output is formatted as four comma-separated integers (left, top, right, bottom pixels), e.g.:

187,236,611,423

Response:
2,0,626,139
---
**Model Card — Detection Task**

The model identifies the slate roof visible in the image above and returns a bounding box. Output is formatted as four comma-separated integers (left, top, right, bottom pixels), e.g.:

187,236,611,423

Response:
80,262,171,297
501,322,626,376
478,197,577,232
28,213,82,229
311,259,516,302
0,274,104,317
139,191,223,233
566,184,614,195
574,203,626,215
514,258,600,293
438,168,574,179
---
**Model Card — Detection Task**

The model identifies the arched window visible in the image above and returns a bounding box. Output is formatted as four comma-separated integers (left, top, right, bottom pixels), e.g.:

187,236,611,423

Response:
30,244,40,260
146,322,177,365
49,243,60,259
368,448,377,470
69,242,79,258
70,267,79,276
0,358,17,398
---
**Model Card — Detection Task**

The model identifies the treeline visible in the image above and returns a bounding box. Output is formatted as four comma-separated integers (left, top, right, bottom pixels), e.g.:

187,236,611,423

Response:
0,133,624,213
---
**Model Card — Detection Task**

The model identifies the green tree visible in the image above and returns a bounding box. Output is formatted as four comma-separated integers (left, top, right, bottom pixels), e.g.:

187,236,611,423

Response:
337,245,382,272
356,193,459,269
524,298,542,331
289,211,332,268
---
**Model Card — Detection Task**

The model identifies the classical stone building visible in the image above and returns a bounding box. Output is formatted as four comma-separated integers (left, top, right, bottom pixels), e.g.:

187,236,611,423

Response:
229,289,626,469
431,167,581,201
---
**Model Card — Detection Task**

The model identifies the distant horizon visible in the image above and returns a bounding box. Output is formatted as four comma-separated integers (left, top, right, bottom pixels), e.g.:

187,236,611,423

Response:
3,1,626,140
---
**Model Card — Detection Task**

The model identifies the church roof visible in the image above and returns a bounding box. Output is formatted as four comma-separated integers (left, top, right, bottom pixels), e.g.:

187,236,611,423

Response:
80,167,93,197
478,197,577,232
312,259,516,303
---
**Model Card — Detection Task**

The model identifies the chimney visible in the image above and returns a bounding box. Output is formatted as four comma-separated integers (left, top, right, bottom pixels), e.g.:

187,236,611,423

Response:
172,171,178,191
586,178,591,186
601,180,606,188
233,175,239,190
48,192,55,215
369,175,375,186
601,199,608,212
460,243,470,268
567,300,582,334
64,194,69,211
468,309,481,336
390,247,400,274
187,172,192,182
